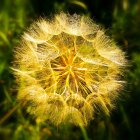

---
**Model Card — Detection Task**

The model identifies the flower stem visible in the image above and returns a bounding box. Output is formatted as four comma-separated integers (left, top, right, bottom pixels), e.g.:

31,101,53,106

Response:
80,124,89,140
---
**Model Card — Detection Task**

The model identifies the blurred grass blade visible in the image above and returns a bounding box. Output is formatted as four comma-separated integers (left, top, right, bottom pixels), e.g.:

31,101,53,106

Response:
0,31,10,46
0,62,6,76
70,0,87,10
0,103,20,125
4,86,13,103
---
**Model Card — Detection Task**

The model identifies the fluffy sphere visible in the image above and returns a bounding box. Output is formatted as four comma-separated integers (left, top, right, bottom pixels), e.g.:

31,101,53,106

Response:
13,13,126,126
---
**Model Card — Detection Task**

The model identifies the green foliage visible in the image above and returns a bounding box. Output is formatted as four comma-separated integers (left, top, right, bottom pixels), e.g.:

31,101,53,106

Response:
0,0,140,140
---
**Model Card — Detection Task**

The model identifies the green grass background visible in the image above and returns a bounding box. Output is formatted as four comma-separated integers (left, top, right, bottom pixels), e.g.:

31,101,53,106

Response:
0,0,140,140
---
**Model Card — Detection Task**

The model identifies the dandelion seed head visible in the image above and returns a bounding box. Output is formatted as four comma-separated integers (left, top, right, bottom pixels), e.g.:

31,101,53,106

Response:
13,13,127,126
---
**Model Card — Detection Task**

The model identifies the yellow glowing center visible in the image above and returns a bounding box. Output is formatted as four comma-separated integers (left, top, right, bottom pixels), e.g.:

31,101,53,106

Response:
50,48,89,96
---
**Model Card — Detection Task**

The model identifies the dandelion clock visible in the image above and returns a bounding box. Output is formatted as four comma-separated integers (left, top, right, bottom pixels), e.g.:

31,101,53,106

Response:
12,13,127,126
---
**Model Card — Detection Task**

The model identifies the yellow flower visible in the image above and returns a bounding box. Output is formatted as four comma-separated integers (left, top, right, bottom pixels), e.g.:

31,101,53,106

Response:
12,13,127,126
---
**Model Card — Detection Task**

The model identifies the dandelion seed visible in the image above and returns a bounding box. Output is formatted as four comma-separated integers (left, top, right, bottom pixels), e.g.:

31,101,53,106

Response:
12,13,127,126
